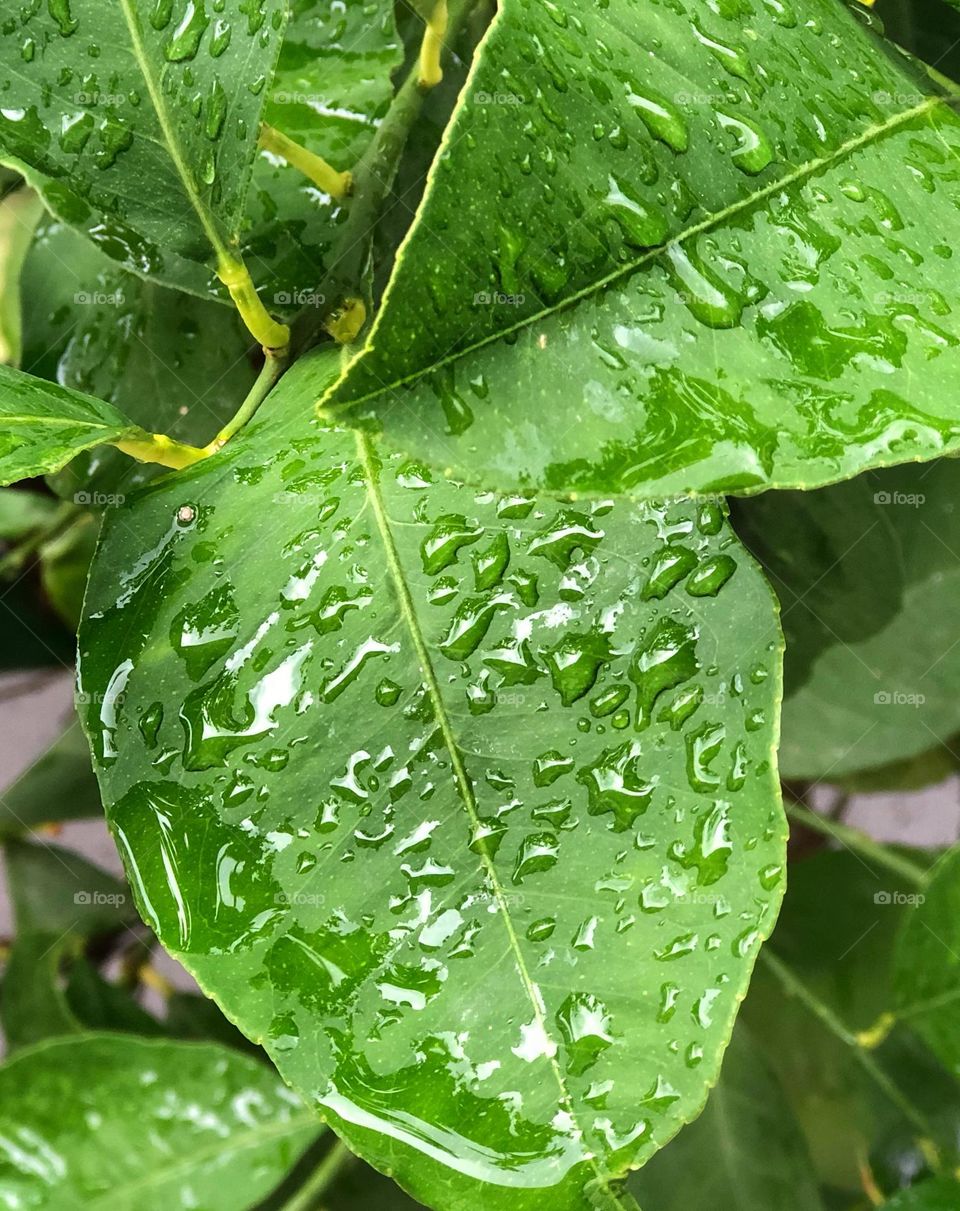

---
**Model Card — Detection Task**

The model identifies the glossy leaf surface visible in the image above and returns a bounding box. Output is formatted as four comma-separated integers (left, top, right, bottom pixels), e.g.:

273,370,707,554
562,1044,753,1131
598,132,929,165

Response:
0,1034,320,1209
326,0,960,499
0,0,287,297
893,847,960,1074
80,350,785,1209
735,461,960,780
0,363,142,485
628,1024,824,1210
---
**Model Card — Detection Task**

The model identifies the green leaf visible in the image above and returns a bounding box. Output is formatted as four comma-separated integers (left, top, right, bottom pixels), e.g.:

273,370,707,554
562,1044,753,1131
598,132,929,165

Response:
45,265,256,500
0,1033,321,1209
244,0,403,310
0,485,59,542
1,930,84,1051
0,185,44,366
893,846,960,1074
3,837,134,935
628,1024,824,1211
79,349,785,1210
0,363,143,486
734,461,960,781
39,511,98,630
0,722,102,835
324,0,960,499
881,1180,960,1209
0,1,288,297
64,956,167,1037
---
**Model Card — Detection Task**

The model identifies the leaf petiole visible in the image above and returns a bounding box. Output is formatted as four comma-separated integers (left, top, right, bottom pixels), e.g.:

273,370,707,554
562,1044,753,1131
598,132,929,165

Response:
114,356,287,469
279,1139,355,1211
419,0,449,89
216,255,290,355
260,123,353,199
785,800,929,887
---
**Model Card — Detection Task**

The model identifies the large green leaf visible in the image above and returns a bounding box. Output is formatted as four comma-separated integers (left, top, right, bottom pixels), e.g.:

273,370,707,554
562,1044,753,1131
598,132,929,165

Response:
892,846,960,1074
628,1023,824,1210
0,363,143,485
0,1034,320,1209
79,349,785,1209
734,461,960,781
244,0,403,311
0,0,287,297
323,0,960,499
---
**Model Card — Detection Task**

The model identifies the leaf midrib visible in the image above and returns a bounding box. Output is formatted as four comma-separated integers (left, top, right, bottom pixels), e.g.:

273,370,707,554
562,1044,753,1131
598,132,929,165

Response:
354,429,617,1201
325,95,952,413
116,0,228,265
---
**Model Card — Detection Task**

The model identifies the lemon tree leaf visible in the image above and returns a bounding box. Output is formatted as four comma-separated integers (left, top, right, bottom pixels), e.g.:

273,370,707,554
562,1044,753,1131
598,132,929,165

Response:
734,461,960,781
0,363,144,485
0,0,287,297
0,1034,321,1210
324,0,960,499
78,349,785,1210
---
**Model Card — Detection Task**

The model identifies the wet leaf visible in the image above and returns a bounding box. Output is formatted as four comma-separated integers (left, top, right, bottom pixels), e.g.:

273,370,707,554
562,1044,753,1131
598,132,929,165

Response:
325,0,960,499
0,0,287,297
734,461,960,781
244,0,403,311
893,847,960,1074
628,1024,824,1210
79,349,785,1210
0,1034,321,1209
0,363,144,485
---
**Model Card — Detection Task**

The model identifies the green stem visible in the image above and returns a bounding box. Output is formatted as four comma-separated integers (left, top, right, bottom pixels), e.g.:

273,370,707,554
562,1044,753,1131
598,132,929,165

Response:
260,123,352,198
280,1140,355,1211
203,355,286,454
760,949,938,1148
216,255,290,355
785,800,928,887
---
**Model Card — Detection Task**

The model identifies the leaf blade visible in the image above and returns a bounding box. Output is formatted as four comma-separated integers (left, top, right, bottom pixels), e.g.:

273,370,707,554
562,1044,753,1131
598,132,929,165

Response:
79,350,786,1209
